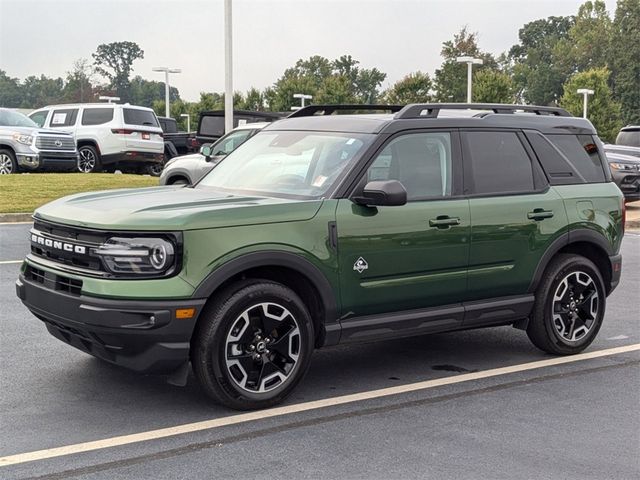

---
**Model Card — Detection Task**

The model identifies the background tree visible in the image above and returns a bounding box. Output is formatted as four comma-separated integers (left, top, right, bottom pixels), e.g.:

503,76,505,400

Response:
129,75,180,108
560,68,622,141
433,27,497,102
62,58,96,103
19,75,64,108
92,41,144,102
0,71,22,108
473,69,516,103
382,71,433,104
609,0,640,124
509,16,574,104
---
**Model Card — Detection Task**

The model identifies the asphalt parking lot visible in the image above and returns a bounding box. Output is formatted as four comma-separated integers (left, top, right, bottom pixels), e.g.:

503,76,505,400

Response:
1,223,638,480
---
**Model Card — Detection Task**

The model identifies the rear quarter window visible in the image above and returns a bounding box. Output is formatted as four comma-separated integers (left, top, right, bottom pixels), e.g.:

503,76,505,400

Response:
81,108,114,126
123,109,159,127
547,134,606,183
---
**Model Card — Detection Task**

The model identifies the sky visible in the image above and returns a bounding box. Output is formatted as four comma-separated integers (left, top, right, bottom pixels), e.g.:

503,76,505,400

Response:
0,0,619,102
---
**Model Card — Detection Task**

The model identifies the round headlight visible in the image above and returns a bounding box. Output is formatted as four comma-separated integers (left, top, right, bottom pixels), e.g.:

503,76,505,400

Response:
149,244,167,270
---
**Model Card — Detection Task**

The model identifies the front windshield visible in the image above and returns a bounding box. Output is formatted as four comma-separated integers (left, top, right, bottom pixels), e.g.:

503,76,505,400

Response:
197,130,374,198
0,109,39,128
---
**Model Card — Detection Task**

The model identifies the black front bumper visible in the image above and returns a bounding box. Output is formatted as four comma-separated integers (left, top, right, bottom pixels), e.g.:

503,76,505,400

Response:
611,170,640,201
16,274,206,374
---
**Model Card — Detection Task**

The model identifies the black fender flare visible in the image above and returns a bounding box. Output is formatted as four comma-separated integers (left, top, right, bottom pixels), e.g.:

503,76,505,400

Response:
192,251,339,342
528,228,613,293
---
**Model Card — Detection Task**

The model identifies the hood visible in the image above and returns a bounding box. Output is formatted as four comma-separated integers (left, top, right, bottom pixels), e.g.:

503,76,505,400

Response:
1,126,73,136
34,186,324,231
165,153,205,168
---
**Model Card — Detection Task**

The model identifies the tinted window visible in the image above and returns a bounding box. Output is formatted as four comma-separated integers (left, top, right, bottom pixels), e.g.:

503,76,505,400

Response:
212,129,254,156
616,129,640,147
123,108,159,127
547,134,606,182
464,131,534,194
366,132,453,200
29,110,48,127
199,116,225,137
161,119,178,133
50,109,78,127
525,131,582,185
81,108,114,126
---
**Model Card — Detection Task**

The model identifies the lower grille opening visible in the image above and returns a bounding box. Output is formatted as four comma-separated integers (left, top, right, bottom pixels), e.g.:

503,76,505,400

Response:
25,265,83,296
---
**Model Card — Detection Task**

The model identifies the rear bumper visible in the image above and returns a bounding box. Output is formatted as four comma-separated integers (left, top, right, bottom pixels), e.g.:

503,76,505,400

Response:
16,273,207,373
101,151,164,167
609,253,622,294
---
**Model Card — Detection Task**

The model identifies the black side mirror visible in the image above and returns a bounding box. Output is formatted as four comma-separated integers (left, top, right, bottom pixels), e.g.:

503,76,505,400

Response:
353,180,407,207
200,144,213,161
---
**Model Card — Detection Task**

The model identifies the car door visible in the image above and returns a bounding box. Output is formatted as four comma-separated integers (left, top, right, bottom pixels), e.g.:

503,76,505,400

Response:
336,130,470,326
461,130,567,315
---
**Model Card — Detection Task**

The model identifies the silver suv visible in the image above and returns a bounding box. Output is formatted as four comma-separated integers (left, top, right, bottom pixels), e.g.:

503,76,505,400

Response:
0,108,78,174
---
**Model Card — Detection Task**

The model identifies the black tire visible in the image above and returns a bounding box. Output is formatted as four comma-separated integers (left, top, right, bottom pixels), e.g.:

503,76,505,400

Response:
527,254,606,355
170,177,189,186
145,160,165,177
192,280,314,410
0,148,18,174
78,145,102,173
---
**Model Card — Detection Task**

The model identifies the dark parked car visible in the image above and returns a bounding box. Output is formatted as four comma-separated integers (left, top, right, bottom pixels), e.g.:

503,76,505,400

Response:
158,116,195,157
606,151,640,201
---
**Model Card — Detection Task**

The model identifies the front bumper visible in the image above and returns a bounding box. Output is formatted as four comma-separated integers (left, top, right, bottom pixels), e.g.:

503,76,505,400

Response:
611,170,640,201
17,151,79,171
16,272,207,374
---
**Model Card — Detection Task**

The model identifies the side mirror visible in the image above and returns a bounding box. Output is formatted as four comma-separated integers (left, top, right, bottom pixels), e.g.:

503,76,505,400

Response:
353,180,407,207
199,144,213,161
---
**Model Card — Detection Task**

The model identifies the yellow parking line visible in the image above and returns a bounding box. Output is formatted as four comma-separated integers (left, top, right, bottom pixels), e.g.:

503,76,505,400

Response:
1,343,638,467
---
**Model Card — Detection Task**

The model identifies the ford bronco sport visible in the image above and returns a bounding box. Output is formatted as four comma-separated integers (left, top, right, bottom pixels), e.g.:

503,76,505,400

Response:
16,103,624,410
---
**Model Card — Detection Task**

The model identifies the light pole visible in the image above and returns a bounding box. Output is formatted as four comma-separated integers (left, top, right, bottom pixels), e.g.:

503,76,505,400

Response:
152,67,181,118
292,93,313,110
224,0,233,133
456,56,483,103
577,88,594,119
180,113,191,132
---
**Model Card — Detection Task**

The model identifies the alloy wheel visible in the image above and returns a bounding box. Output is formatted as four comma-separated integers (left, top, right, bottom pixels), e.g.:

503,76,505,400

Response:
224,302,301,393
0,153,14,174
78,149,96,173
551,270,599,342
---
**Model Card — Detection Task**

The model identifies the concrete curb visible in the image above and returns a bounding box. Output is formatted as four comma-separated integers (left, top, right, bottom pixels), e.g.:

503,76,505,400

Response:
0,213,33,224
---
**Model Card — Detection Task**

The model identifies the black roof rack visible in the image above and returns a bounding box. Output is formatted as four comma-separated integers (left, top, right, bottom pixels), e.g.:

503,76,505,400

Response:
395,103,572,119
287,104,404,118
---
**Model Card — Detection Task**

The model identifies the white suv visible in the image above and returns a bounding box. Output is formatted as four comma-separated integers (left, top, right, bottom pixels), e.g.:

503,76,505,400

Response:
29,103,164,173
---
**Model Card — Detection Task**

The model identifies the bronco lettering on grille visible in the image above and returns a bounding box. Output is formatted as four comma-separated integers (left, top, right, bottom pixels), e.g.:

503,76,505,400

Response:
31,234,87,255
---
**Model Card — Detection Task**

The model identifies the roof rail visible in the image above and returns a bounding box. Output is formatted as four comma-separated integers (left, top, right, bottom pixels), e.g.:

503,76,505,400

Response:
394,103,572,119
288,104,404,118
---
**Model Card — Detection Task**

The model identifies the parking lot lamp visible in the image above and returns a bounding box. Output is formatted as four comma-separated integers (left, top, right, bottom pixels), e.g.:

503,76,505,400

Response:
292,93,313,110
152,67,181,118
180,113,191,132
98,95,120,104
456,56,483,103
577,88,595,119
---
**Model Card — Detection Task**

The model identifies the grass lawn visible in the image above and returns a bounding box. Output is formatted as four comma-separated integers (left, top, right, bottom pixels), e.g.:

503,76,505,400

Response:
0,173,157,213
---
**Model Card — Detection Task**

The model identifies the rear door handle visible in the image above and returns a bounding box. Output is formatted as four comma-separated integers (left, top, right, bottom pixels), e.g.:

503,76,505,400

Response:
429,216,461,228
527,209,554,221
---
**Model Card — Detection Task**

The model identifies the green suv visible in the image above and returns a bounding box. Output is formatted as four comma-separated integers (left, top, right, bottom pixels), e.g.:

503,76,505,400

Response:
16,103,624,410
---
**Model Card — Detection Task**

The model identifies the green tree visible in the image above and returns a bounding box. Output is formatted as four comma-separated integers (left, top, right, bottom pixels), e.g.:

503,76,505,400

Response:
315,75,357,104
560,68,622,141
509,16,575,104
62,58,96,103
129,75,180,108
237,87,264,111
609,0,640,124
0,70,22,107
434,27,497,102
383,71,433,104
92,41,144,102
19,75,64,108
473,69,516,103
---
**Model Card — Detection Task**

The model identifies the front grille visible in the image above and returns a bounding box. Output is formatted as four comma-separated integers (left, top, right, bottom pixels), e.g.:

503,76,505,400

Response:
35,136,76,150
25,265,83,295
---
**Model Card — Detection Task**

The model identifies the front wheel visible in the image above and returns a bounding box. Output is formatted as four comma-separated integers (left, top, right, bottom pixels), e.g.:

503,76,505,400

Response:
0,149,18,174
192,280,314,410
527,254,606,355
78,145,102,173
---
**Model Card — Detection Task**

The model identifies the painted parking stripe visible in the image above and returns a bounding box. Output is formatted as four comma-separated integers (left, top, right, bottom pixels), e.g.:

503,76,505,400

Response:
0,260,22,265
1,343,638,467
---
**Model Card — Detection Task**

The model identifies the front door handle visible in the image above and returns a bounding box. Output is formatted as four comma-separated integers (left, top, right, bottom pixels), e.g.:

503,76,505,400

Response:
527,209,554,221
429,216,461,228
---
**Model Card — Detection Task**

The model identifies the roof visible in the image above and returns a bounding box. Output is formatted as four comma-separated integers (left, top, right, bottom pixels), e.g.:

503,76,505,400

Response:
38,103,154,110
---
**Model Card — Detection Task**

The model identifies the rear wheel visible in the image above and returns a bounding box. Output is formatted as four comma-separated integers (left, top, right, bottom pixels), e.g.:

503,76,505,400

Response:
192,280,314,410
78,145,102,173
527,254,605,355
0,149,17,174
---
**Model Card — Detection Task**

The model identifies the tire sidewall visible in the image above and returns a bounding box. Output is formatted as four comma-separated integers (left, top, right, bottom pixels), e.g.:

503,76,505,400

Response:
197,282,314,408
78,145,101,173
0,149,18,174
541,257,606,353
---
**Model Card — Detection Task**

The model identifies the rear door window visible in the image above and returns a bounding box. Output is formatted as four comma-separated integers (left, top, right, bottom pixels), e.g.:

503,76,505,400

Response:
81,108,114,126
50,109,78,128
463,131,535,194
547,134,606,183
123,108,159,127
